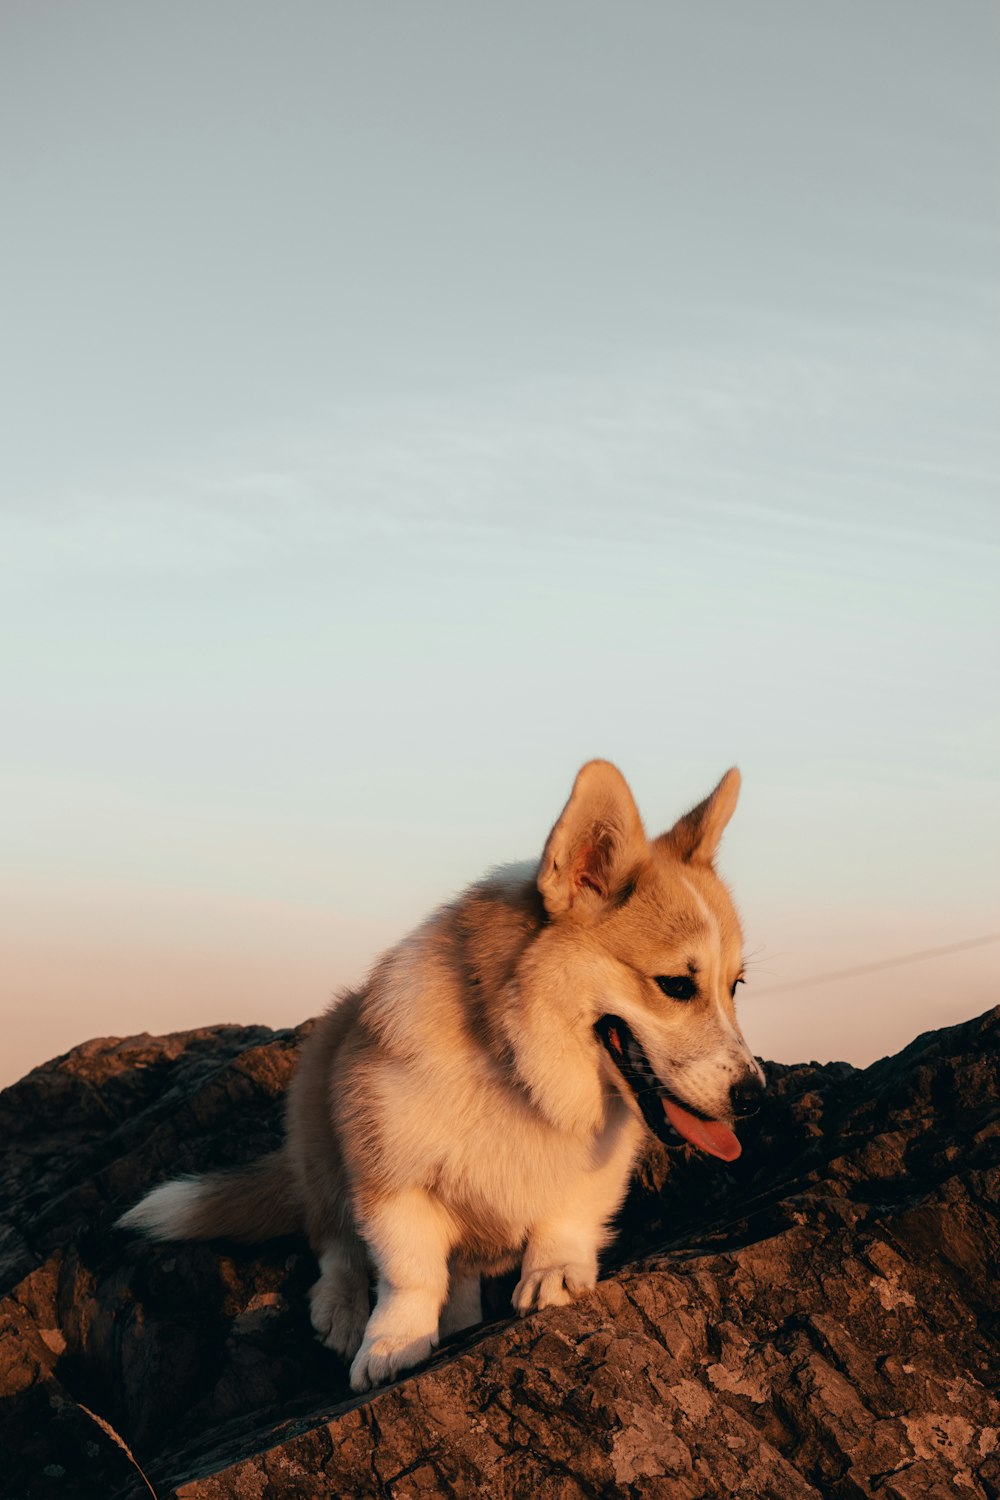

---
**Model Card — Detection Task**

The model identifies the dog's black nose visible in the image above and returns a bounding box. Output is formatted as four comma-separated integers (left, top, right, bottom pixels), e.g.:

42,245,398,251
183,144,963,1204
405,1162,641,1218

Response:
730,1076,765,1118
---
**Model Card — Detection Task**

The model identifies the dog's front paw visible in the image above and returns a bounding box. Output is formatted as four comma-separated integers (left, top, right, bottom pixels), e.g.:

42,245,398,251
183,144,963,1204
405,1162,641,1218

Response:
512,1263,596,1315
349,1329,436,1391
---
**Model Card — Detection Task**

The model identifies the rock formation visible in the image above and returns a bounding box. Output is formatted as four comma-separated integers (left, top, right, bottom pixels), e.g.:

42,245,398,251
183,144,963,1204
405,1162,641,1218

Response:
1,1007,997,1498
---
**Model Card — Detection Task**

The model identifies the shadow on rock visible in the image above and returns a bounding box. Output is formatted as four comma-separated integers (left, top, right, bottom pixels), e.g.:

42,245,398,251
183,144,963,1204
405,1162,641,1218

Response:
2,1009,998,1498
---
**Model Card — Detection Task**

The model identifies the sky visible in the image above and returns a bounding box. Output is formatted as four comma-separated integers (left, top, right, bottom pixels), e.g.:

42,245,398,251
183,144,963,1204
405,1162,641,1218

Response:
1,2,998,1087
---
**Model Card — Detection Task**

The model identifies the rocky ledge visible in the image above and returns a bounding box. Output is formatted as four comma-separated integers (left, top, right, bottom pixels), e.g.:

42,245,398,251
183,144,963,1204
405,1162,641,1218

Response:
1,1007,997,1499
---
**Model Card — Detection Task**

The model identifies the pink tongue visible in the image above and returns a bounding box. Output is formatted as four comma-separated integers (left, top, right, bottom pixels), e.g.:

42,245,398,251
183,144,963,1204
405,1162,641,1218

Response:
663,1098,741,1161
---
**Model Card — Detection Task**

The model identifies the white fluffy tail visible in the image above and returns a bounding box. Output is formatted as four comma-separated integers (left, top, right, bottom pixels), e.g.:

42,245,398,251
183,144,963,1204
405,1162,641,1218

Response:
118,1150,299,1243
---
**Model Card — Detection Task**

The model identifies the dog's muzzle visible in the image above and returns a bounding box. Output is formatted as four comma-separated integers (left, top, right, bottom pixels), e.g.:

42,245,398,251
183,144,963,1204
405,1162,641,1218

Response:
594,1015,743,1162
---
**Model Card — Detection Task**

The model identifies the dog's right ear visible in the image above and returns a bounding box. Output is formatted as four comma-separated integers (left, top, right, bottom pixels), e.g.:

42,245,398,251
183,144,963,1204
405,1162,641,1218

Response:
537,761,646,919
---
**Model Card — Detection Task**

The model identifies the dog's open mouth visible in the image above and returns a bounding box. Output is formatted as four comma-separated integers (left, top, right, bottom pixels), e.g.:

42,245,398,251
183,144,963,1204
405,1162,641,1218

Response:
595,1015,741,1162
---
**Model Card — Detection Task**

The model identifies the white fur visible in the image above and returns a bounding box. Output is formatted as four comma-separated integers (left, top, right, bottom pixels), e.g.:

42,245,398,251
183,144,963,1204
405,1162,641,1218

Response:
309,1247,370,1359
439,1273,483,1337
350,1189,454,1390
117,1177,204,1240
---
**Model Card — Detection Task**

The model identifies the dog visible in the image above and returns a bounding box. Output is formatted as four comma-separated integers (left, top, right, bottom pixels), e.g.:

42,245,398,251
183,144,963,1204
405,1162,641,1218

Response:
120,761,765,1391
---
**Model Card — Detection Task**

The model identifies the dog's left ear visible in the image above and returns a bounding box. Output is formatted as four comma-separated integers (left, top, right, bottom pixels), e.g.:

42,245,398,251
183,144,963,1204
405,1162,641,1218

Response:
659,767,741,866
538,760,647,919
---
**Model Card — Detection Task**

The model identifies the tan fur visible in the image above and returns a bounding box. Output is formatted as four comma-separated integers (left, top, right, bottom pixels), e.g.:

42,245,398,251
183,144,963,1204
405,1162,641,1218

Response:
120,762,763,1391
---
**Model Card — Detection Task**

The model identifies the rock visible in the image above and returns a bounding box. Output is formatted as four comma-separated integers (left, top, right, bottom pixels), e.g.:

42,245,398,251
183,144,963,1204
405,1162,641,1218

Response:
1,1008,998,1498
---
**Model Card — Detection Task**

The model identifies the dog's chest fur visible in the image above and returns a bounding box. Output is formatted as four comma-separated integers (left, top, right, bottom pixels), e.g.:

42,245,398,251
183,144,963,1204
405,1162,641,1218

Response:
333,880,642,1271
400,1056,637,1266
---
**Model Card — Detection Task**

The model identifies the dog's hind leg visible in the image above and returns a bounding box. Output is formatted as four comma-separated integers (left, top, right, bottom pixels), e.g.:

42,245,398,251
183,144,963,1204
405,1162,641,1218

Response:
439,1270,482,1339
286,1001,375,1361
298,1160,371,1361
308,1236,371,1361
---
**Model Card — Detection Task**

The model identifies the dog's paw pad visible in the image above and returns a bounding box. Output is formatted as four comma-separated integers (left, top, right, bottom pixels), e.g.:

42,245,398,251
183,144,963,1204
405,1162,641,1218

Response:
349,1331,435,1392
512,1264,596,1315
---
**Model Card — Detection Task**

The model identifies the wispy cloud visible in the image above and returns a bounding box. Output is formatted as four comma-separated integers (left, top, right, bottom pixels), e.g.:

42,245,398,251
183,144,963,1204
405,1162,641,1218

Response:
6,313,997,583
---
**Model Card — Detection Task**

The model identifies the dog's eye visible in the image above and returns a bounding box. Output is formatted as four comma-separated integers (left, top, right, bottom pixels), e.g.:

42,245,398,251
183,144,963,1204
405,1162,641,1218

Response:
654,975,697,1001
730,976,746,999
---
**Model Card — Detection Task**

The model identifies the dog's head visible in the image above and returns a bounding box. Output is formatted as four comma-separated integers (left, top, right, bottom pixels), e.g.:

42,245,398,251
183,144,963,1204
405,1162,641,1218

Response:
536,761,765,1159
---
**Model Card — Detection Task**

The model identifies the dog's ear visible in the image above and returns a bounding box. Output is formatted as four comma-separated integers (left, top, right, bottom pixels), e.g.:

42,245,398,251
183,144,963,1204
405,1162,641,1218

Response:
659,767,740,866
538,761,647,919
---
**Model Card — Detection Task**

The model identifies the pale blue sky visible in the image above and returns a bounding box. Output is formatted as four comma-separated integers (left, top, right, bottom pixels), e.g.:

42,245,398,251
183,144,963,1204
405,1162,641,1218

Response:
1,2,998,1084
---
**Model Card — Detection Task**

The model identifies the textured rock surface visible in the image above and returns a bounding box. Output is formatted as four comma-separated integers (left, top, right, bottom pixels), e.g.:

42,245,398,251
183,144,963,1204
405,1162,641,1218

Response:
1,1008,997,1498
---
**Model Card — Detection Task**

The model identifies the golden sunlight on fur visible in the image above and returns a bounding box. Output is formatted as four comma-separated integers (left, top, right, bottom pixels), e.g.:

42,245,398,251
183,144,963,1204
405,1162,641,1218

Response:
120,763,764,1390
